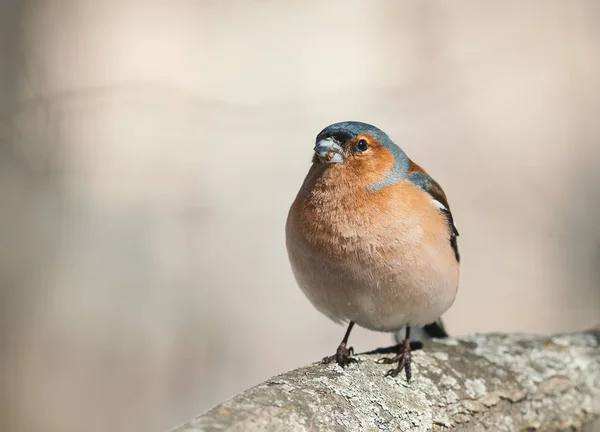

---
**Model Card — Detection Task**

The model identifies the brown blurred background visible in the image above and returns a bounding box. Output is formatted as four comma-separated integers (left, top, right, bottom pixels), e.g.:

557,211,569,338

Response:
1,1,599,431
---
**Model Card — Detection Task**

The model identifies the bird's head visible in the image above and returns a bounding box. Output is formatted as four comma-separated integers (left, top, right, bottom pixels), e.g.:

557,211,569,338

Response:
312,121,409,190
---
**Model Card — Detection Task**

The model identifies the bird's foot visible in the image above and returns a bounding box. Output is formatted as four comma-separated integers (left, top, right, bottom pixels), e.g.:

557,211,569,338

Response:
377,341,412,381
322,343,357,368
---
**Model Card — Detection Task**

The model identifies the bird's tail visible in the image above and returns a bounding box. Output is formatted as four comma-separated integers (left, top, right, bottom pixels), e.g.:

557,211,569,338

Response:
394,318,449,345
422,319,449,338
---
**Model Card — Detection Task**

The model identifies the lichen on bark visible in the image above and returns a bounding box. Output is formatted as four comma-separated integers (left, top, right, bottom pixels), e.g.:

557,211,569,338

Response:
172,331,600,432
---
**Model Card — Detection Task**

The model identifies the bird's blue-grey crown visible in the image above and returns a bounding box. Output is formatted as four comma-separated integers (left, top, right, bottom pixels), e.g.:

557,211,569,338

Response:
316,121,393,146
314,121,409,191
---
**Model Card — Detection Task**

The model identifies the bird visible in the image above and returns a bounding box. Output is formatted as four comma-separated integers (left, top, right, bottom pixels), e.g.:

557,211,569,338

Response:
285,121,460,382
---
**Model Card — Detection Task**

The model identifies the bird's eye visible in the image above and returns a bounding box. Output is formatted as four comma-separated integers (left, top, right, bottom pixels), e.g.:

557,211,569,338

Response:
355,139,369,152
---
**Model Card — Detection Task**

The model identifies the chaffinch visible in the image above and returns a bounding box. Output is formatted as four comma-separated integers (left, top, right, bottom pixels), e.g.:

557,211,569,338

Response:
285,121,460,381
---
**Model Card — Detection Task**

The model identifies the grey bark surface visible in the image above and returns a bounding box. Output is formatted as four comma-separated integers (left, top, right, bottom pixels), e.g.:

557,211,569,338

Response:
172,331,600,431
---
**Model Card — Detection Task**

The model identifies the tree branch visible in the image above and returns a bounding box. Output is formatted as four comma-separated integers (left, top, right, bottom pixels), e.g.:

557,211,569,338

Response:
172,331,600,431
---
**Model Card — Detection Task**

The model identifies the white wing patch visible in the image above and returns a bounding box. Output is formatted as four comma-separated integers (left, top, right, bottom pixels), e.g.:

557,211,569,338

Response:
431,199,448,211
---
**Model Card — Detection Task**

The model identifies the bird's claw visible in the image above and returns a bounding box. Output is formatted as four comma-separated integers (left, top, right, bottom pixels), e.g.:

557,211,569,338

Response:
322,344,357,368
380,343,412,382
385,367,400,378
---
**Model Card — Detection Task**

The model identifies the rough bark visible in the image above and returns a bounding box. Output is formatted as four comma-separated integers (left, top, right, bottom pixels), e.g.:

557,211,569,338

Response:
172,331,600,431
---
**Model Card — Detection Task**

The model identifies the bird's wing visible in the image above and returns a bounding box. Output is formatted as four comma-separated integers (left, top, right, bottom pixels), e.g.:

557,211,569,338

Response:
406,164,460,262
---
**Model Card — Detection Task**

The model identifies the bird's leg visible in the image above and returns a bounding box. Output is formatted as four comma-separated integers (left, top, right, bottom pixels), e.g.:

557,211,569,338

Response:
377,326,412,381
322,321,357,368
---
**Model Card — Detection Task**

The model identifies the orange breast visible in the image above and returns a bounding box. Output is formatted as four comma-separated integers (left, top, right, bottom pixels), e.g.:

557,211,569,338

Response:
286,169,459,330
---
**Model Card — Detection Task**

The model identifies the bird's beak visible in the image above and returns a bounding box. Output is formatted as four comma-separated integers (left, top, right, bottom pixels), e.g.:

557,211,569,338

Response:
314,138,345,164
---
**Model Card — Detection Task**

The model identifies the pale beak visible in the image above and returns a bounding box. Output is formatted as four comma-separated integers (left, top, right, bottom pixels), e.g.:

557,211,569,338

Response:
314,138,345,164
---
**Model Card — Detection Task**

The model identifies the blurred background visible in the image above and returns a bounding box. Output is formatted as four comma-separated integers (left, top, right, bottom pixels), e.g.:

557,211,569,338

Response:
1,1,599,431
